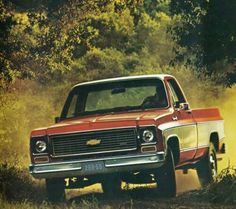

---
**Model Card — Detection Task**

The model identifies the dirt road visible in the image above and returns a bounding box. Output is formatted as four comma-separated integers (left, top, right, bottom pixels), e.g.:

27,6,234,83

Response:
64,168,235,209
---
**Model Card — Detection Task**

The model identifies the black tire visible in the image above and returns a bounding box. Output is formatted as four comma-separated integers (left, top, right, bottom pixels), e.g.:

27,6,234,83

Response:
156,148,176,198
101,175,121,198
46,178,65,202
196,142,217,187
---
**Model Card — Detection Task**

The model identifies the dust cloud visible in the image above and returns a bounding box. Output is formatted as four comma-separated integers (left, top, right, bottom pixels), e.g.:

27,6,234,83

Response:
218,86,236,166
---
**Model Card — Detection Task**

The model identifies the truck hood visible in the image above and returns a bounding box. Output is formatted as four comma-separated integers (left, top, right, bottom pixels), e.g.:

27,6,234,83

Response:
31,109,172,136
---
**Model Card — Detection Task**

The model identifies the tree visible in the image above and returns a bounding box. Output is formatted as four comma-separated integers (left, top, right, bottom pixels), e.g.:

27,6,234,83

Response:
202,0,236,85
0,0,17,85
0,0,141,86
0,0,176,87
170,0,236,86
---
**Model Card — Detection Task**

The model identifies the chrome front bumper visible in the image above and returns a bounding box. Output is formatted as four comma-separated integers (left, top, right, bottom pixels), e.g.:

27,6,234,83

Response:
29,152,165,179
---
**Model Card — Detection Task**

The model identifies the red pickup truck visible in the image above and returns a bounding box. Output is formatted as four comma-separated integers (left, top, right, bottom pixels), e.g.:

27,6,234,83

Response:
29,75,225,201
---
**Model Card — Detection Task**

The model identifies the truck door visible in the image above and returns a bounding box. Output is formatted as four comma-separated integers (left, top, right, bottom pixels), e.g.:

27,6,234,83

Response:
166,78,198,163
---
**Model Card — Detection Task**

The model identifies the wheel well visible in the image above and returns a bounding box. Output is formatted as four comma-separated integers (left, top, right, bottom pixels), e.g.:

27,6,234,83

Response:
210,132,219,152
167,137,180,165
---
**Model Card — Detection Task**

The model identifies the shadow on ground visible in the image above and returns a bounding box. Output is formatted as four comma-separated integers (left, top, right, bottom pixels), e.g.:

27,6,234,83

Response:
67,169,201,204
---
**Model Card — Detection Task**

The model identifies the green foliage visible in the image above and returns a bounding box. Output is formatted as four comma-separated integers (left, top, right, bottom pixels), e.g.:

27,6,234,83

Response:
0,0,109,83
0,0,17,84
1,0,235,86
65,48,125,84
202,0,236,85
170,0,236,86
0,0,176,86
143,0,171,17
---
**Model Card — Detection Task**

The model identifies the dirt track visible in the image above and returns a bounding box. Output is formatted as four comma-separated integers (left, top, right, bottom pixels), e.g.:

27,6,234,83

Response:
63,169,236,209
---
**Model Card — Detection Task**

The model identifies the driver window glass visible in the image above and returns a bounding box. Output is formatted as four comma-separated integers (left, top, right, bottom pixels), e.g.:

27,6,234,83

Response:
167,79,185,106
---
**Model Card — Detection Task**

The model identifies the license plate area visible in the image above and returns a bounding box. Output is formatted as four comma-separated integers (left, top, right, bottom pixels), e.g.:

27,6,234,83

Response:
82,161,104,172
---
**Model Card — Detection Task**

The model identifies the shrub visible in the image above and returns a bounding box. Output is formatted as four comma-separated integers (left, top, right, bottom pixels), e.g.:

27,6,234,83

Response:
0,163,32,201
205,167,236,204
0,163,45,202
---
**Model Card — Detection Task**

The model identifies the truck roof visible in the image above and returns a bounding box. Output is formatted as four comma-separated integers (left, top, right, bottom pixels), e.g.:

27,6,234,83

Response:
73,74,173,88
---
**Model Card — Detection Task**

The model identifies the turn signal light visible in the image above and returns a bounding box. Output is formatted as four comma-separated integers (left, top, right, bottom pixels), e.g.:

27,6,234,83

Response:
141,145,157,153
34,156,49,164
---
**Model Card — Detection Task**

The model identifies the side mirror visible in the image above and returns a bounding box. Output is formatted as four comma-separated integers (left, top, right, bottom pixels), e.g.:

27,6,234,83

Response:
179,102,190,111
174,101,180,108
55,117,61,123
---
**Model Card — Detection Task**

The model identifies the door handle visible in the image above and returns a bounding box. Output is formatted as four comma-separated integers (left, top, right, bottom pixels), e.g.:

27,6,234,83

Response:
172,116,178,121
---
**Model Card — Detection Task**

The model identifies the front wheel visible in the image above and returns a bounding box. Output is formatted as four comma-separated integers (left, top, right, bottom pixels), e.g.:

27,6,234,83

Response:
156,148,176,198
196,142,217,187
46,178,65,202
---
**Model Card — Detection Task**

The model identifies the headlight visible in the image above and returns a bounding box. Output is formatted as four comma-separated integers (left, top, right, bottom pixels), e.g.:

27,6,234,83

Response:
30,136,48,154
35,140,47,153
142,129,154,143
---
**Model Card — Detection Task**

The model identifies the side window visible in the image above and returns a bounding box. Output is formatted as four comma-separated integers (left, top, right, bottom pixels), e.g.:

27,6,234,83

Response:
167,79,185,107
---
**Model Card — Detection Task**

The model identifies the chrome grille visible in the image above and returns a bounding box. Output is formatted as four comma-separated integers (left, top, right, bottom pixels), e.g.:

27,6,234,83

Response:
50,128,137,157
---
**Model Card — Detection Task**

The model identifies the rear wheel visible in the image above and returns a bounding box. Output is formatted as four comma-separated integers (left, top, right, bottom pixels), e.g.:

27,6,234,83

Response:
101,175,121,198
46,178,65,202
196,142,217,187
156,148,176,198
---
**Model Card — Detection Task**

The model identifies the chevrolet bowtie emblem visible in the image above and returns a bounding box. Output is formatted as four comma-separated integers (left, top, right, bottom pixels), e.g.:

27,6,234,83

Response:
86,139,101,146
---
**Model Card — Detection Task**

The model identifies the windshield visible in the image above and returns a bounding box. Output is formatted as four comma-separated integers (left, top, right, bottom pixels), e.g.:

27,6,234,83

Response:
61,78,168,119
